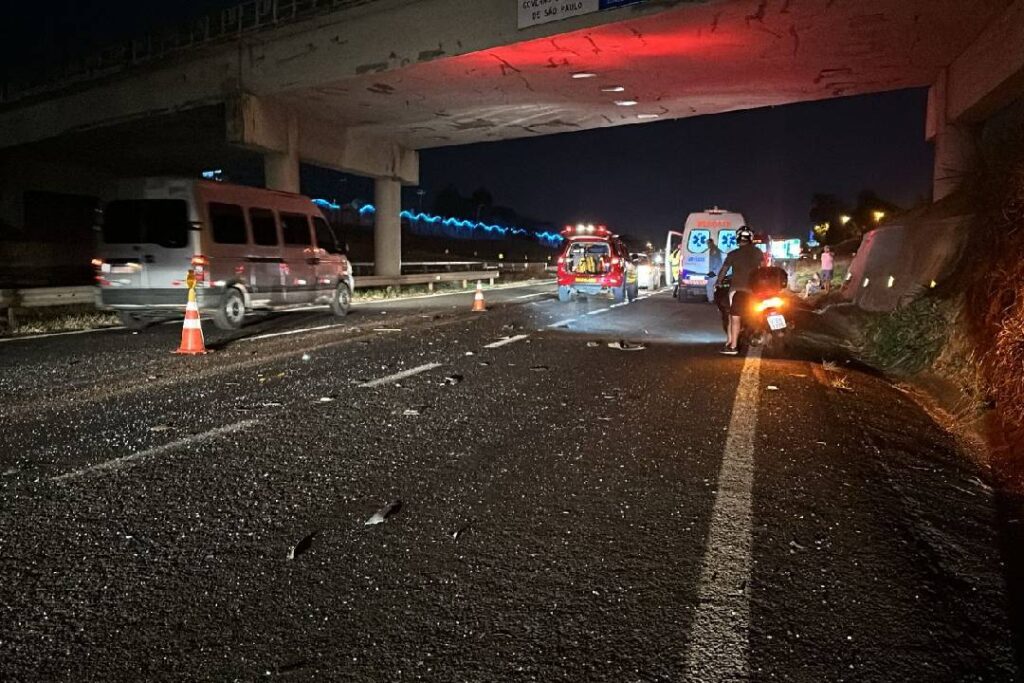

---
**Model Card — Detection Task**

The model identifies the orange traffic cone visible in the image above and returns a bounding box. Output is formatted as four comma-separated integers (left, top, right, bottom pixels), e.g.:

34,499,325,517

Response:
175,272,209,355
471,280,487,312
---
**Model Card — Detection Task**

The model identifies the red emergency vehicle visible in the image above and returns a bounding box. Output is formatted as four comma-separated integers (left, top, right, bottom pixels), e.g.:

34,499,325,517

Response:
556,224,638,303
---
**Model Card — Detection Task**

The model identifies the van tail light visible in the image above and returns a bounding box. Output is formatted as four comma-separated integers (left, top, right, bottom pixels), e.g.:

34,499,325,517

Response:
557,256,565,264
92,258,109,284
611,257,621,268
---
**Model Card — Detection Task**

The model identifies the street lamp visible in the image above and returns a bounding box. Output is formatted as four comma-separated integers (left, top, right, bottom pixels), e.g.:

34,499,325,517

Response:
839,215,852,226
872,210,886,223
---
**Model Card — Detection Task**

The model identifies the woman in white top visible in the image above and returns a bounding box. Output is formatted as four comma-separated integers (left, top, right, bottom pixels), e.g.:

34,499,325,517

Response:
820,246,835,293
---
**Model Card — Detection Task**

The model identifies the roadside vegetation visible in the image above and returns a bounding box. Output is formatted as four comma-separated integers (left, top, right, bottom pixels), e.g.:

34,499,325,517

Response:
0,305,120,337
789,255,851,295
850,126,1024,486
958,132,1024,446
862,296,957,374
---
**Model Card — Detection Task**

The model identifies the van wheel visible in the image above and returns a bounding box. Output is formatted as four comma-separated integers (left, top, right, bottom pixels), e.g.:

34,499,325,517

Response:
331,282,352,317
119,312,151,330
558,285,572,303
213,288,246,330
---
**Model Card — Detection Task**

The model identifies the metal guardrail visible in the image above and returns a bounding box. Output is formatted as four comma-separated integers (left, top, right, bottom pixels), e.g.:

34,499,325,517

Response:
0,286,96,328
350,261,551,276
488,262,552,273
0,286,95,309
350,260,488,276
1,0,383,105
0,271,506,328
355,270,500,289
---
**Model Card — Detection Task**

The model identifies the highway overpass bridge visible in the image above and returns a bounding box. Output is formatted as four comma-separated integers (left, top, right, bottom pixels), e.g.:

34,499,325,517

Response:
1,0,1022,276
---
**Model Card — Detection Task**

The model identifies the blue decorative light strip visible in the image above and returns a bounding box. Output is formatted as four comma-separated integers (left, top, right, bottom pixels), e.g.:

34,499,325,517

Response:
314,199,564,246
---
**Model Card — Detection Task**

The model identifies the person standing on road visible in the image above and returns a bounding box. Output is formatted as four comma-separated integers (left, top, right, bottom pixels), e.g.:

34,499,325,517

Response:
670,245,681,298
706,238,723,303
820,245,834,293
718,226,763,355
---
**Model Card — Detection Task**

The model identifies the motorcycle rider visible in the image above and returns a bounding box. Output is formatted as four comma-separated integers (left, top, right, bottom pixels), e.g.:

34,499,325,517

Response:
717,226,763,355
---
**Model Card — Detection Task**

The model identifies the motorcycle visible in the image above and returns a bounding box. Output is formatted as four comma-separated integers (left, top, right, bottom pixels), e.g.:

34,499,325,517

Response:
712,266,790,351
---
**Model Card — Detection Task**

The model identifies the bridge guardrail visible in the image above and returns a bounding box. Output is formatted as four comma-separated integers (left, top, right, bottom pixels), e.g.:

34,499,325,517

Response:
2,0,383,105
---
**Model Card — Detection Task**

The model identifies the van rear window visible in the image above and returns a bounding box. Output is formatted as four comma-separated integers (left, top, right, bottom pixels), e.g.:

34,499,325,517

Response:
103,200,189,248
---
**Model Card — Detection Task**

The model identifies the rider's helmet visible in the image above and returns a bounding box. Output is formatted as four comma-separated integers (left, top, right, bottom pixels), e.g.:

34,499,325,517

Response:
737,226,754,244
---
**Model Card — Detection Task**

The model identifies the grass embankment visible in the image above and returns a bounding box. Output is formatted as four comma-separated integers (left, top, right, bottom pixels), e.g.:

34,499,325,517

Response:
789,257,851,294
1,306,121,337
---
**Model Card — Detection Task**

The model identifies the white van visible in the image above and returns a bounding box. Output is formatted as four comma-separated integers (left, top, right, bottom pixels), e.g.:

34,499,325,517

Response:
677,207,746,300
94,178,354,330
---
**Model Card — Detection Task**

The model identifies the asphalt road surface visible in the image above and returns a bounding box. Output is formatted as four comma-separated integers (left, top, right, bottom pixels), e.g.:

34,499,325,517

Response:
1,282,1021,681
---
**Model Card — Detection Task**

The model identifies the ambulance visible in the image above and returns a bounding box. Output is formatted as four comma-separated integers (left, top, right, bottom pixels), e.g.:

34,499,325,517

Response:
668,207,747,301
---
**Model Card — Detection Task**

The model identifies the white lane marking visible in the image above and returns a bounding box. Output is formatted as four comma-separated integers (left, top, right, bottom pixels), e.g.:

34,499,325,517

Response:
547,318,576,328
360,362,442,388
53,419,258,482
609,302,629,308
0,326,126,344
586,308,610,316
237,323,344,342
512,292,548,300
684,346,762,681
483,334,530,349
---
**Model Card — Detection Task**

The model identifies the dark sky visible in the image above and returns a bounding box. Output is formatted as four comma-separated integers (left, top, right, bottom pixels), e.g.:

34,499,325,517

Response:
2,2,935,242
0,1,240,75
420,89,935,240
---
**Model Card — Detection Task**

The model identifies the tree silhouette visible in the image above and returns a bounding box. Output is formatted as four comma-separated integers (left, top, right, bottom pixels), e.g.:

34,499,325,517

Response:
808,193,851,245
808,190,902,245
431,184,464,218
470,187,494,219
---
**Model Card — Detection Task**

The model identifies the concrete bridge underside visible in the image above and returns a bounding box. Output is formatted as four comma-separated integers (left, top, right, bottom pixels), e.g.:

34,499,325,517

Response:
1,0,1023,275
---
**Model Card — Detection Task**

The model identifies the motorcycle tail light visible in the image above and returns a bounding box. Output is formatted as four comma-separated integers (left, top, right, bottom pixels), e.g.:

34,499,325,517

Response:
756,296,784,312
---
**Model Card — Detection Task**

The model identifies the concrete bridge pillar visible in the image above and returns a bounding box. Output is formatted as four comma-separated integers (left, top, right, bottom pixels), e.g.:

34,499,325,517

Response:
226,94,416,274
933,122,978,202
927,69,979,202
263,112,300,194
374,178,402,278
